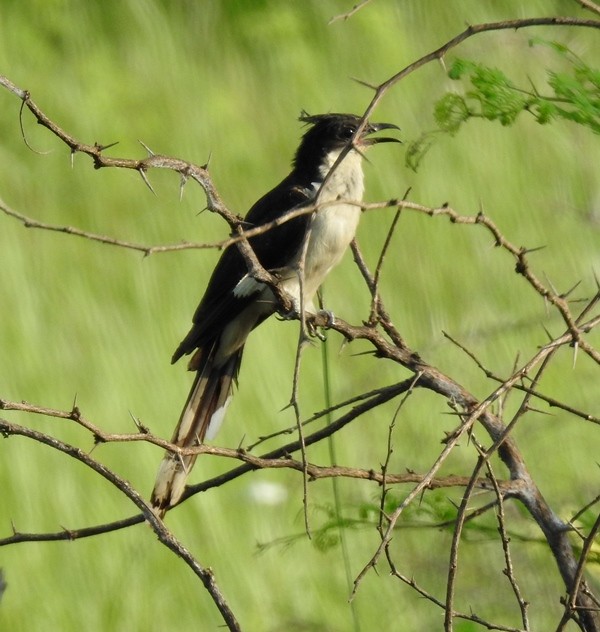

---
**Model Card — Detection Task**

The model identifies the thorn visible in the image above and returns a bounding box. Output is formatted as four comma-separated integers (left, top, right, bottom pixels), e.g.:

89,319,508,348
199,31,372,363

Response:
128,411,149,434
95,141,119,152
279,401,294,413
561,279,581,300
522,244,546,255
351,76,378,90
202,151,212,170
337,337,349,356
593,269,600,292
543,272,559,297
138,168,156,195
138,139,155,156
70,394,81,421
543,294,549,316
348,349,378,358
441,410,464,417
70,149,75,169
519,372,534,385
447,497,461,510
176,451,190,474
279,399,294,413
512,352,521,374
179,173,188,202
59,525,75,540
572,341,578,369
527,405,552,416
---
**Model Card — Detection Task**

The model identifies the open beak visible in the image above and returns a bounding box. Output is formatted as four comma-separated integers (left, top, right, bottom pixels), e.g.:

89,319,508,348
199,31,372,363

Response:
361,122,402,146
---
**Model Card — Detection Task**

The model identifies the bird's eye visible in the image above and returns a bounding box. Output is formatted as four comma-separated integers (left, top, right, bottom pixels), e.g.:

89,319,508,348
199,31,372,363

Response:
340,125,356,140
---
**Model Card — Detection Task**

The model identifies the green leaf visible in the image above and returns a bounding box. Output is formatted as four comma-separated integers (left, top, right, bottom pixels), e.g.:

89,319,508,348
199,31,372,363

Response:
532,99,557,125
434,93,470,133
447,57,475,80
413,43,600,169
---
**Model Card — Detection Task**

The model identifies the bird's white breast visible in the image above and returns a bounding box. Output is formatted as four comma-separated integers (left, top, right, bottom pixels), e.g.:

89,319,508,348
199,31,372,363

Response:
283,149,364,310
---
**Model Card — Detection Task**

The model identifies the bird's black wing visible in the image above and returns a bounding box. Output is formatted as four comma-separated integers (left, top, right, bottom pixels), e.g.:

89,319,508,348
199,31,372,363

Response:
172,172,313,362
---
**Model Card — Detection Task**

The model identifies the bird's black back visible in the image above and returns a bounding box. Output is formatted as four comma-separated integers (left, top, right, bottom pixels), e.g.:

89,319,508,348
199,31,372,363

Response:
172,172,313,362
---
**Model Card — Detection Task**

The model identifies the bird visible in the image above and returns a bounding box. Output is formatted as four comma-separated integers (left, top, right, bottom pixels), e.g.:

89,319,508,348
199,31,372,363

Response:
151,112,400,516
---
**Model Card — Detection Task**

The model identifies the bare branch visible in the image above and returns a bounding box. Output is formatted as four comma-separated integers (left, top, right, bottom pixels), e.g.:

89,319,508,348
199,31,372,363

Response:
485,447,531,630
328,0,374,24
356,16,600,124
0,417,241,631
575,0,600,17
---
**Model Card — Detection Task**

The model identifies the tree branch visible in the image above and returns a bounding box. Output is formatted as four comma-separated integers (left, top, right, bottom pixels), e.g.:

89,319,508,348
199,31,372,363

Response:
0,417,241,631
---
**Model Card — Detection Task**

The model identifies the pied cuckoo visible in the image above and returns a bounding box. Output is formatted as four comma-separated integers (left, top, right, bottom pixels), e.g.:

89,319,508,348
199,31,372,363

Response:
151,112,400,516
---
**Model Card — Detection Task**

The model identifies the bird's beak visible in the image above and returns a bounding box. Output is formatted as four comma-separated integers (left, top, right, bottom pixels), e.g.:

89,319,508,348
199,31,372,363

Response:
361,122,402,146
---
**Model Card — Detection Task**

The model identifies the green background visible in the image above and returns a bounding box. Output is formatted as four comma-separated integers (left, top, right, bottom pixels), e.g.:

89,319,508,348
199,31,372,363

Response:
1,1,599,630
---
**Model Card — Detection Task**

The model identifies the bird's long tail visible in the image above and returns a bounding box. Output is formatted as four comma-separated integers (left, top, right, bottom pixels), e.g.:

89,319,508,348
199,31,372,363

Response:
151,345,242,517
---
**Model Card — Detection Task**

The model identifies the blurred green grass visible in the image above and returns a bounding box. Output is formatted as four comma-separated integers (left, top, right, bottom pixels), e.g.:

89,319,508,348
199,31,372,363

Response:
1,1,599,630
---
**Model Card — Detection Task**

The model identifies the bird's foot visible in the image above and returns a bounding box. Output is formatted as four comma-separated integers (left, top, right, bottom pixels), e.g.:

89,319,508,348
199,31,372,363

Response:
276,307,301,322
316,309,336,328
277,308,335,341
306,309,335,341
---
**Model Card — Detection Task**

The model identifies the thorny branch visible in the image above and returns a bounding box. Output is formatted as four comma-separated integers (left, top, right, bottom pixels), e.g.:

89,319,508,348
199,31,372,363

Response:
485,455,531,630
0,417,241,632
2,11,600,630
575,0,600,17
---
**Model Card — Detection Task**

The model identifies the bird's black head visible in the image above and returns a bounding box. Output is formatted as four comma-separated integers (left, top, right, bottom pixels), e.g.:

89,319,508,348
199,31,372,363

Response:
293,112,400,177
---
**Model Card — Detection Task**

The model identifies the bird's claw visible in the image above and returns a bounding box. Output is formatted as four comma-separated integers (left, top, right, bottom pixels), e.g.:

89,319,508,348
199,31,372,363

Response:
277,308,335,341
306,309,335,340
276,308,300,322
316,309,335,328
